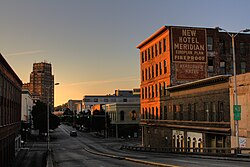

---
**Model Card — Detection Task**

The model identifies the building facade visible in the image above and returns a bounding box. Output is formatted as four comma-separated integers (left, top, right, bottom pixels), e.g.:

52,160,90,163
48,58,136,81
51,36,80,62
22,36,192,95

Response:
21,89,33,122
141,76,231,150
229,73,250,149
82,89,140,113
24,62,55,110
137,25,250,149
0,53,22,167
68,99,82,114
106,101,140,138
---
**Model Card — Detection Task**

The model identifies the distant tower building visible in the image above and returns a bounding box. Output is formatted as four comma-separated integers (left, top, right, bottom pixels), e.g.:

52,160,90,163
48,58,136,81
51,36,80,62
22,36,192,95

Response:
25,62,55,110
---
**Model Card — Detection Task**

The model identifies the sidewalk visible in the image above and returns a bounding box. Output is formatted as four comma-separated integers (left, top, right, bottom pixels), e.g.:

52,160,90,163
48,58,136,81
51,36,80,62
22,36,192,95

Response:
11,141,47,167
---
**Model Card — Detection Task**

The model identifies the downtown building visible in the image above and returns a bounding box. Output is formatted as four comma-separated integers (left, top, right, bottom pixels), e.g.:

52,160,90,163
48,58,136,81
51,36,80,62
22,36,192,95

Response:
0,53,23,167
82,89,141,138
23,62,55,110
137,25,250,150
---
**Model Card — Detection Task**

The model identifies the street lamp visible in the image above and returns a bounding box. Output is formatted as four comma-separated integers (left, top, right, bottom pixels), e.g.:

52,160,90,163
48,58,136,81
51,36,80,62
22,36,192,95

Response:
47,82,59,152
216,27,250,150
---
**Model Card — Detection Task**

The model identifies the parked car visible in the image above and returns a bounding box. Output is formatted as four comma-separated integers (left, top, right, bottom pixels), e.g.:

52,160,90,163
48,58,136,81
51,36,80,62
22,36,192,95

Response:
70,130,77,137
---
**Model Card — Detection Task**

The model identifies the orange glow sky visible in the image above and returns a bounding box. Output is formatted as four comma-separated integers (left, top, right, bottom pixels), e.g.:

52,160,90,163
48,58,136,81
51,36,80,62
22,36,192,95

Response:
1,0,250,106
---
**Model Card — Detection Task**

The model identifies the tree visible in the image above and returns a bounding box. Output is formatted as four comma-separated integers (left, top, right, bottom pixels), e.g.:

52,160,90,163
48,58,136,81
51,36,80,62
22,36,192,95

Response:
32,101,60,133
92,109,111,133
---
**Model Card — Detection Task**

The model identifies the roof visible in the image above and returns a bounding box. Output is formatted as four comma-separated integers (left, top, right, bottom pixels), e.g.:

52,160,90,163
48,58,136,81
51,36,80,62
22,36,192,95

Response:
0,53,23,85
167,75,230,91
136,25,216,49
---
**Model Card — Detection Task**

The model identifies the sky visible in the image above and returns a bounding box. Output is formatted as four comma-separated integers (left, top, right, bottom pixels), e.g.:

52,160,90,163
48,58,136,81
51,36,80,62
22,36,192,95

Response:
1,0,250,106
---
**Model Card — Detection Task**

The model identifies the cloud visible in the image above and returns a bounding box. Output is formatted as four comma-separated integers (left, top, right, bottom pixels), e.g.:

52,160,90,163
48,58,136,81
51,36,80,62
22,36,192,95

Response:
5,50,44,57
65,76,139,86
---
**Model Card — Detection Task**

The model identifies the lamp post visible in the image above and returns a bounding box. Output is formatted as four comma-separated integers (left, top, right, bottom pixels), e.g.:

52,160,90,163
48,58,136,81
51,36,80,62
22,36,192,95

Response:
216,27,250,150
47,82,59,152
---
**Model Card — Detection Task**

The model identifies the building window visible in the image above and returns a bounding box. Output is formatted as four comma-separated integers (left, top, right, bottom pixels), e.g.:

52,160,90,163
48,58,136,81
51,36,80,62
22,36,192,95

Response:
219,39,226,54
142,70,144,81
193,103,197,121
131,110,137,120
156,107,158,120
179,104,183,121
160,106,163,120
163,38,166,52
208,58,214,72
145,87,147,99
164,82,167,96
148,67,151,79
155,44,158,56
218,102,224,122
148,48,151,60
141,52,144,63
144,50,147,62
240,43,246,55
159,41,162,54
152,65,154,78
220,61,226,75
148,86,151,98
164,106,167,120
204,102,210,121
149,108,151,119
159,83,162,97
173,105,176,120
151,85,154,98
151,46,154,58
156,64,158,77
120,110,124,121
141,88,144,99
211,102,217,122
188,104,192,121
94,98,98,102
123,98,127,102
145,69,148,80
151,107,154,119
155,84,158,97
241,62,246,74
207,37,213,51
164,60,167,74
159,62,162,75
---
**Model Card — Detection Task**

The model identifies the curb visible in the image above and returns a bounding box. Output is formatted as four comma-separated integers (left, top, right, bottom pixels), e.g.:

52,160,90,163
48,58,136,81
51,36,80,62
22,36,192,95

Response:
46,151,54,167
83,147,180,167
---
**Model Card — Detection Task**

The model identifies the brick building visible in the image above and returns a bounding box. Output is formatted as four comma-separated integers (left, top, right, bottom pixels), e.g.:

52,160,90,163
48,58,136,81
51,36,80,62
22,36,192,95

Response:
0,53,22,167
141,75,231,149
137,25,250,149
24,62,55,110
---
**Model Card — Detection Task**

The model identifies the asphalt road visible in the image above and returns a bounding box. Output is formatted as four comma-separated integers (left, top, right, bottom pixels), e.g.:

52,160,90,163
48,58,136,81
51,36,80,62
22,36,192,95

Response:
51,125,146,167
50,125,250,167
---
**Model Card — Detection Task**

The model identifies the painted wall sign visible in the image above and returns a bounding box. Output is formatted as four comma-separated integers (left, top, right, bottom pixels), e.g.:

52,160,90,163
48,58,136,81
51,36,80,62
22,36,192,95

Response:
171,27,207,63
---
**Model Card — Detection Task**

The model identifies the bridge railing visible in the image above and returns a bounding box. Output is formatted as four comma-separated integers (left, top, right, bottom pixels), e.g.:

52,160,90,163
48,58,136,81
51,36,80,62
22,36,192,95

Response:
120,145,250,156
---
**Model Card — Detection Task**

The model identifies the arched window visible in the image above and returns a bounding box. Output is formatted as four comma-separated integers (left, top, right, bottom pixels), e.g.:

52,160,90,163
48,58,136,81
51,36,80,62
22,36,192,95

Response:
120,110,124,121
131,110,137,120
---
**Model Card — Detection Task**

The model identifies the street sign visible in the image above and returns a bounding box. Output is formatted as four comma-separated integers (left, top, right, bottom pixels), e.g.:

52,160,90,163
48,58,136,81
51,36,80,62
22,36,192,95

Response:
234,105,241,120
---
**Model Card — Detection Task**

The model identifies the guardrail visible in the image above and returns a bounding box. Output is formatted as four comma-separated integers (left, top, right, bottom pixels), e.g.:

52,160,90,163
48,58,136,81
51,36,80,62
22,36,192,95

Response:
120,145,250,157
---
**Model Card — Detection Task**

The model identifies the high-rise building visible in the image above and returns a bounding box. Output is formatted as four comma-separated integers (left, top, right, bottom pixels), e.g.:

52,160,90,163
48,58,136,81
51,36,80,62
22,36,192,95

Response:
24,62,55,110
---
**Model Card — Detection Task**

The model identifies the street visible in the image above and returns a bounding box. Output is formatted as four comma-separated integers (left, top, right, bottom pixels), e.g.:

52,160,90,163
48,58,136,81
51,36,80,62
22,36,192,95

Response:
49,125,250,167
